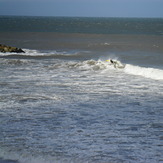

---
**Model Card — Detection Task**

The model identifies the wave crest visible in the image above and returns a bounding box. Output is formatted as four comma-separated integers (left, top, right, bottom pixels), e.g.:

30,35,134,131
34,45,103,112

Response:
124,64,163,80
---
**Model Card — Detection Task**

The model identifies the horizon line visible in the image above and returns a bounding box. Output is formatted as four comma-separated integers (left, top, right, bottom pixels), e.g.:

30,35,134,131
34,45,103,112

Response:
0,14,163,19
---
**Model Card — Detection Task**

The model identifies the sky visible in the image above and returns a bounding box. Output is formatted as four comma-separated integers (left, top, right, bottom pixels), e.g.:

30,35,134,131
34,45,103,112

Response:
0,0,163,18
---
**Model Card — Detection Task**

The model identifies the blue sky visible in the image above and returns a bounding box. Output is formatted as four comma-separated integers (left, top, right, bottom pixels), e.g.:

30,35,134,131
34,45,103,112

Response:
0,0,163,18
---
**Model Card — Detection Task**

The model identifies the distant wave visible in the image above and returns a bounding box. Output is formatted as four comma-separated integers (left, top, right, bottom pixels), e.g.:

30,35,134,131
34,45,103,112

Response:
0,49,72,57
0,49,90,60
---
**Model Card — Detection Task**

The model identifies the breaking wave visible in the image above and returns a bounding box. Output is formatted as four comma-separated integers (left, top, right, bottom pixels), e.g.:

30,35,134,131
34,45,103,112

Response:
124,64,163,80
54,59,163,80
0,49,163,80
66,59,163,80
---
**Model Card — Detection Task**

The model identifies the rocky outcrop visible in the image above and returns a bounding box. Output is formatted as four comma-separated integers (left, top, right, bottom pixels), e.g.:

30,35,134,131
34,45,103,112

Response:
0,44,25,53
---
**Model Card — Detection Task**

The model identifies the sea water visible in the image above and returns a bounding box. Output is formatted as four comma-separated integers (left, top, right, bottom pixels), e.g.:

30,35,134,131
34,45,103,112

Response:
0,16,163,163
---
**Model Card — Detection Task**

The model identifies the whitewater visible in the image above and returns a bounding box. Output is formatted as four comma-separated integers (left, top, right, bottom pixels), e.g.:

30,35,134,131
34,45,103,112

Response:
0,49,163,163
1,49,163,80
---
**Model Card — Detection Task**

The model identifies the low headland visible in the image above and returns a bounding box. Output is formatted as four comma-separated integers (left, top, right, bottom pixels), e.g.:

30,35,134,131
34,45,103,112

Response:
0,44,25,53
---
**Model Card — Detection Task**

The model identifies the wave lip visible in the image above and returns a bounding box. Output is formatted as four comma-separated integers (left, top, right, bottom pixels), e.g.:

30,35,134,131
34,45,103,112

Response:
124,64,163,80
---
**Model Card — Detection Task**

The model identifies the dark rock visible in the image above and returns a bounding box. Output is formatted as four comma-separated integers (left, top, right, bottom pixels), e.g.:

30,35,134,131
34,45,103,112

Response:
0,44,25,53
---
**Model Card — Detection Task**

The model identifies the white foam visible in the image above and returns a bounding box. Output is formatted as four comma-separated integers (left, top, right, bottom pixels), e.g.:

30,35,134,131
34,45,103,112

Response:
0,49,66,57
23,49,57,56
0,49,89,58
96,59,163,80
124,64,163,80
0,49,42,56
72,60,115,72
90,59,163,80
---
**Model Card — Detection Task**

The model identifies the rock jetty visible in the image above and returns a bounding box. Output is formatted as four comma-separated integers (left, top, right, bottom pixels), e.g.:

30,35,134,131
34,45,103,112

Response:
0,44,25,53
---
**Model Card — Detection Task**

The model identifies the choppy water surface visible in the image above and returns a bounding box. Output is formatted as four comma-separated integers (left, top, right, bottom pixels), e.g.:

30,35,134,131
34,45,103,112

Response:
0,50,163,163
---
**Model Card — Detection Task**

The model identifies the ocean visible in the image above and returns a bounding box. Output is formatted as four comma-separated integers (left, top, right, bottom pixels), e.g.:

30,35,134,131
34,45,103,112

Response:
0,16,163,163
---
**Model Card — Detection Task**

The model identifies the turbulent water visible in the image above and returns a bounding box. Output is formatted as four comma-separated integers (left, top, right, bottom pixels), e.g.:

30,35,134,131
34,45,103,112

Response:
0,16,163,163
